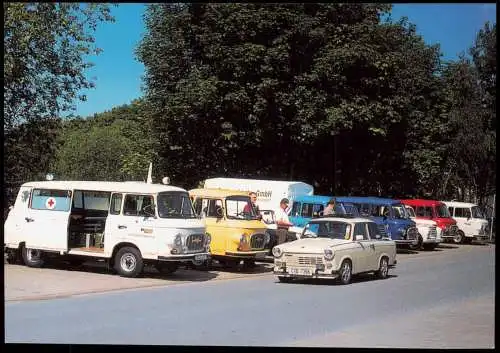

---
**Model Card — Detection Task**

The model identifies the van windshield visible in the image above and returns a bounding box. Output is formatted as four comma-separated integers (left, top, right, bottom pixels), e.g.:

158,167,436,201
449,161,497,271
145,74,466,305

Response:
471,206,484,219
226,195,260,220
436,204,451,218
157,192,197,219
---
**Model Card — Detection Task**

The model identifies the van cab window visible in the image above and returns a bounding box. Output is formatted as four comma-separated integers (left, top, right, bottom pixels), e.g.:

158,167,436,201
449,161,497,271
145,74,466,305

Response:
157,192,196,219
110,193,123,215
123,194,155,217
471,206,484,219
31,189,71,211
454,207,471,218
392,205,407,219
301,203,324,217
291,202,301,217
416,206,433,218
226,195,259,220
436,204,451,218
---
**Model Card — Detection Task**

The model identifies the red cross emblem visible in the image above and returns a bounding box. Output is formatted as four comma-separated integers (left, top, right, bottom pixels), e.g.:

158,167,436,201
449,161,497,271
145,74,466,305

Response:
45,197,56,209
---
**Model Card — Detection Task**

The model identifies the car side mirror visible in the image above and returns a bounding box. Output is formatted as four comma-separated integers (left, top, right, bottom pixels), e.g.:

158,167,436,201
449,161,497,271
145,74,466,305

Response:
142,204,156,218
216,207,223,218
355,235,364,241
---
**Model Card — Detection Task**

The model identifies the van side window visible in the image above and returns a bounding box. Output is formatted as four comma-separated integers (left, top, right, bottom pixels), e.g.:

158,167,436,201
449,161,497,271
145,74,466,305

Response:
123,194,154,217
291,202,301,217
31,189,71,212
454,207,471,218
206,199,223,218
301,203,312,217
192,198,203,215
448,207,454,216
110,194,123,215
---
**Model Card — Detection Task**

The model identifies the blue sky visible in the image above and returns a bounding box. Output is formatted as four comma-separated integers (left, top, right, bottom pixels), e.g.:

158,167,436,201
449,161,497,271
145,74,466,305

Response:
72,3,497,118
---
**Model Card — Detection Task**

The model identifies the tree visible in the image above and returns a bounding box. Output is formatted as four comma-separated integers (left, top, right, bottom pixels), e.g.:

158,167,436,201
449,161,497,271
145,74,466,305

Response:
136,4,445,196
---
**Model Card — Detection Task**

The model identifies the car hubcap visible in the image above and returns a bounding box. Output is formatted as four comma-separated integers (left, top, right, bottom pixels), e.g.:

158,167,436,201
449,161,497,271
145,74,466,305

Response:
120,254,136,272
342,263,351,282
454,233,462,243
27,249,41,262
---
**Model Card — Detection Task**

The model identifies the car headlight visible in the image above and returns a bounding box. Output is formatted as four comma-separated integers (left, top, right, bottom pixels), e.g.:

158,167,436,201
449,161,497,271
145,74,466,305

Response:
272,246,282,258
324,248,334,260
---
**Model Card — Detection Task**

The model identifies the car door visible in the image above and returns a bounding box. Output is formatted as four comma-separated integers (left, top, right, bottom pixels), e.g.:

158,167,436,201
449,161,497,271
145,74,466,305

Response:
118,194,157,253
367,222,384,269
454,207,473,236
352,222,374,273
105,192,126,251
24,188,71,251
197,198,226,255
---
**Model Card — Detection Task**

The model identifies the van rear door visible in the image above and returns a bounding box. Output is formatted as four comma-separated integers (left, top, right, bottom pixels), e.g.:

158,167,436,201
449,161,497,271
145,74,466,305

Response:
24,188,71,251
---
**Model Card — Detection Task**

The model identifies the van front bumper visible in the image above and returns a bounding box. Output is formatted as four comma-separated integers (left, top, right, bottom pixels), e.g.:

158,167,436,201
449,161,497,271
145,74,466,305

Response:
158,252,210,262
224,250,268,259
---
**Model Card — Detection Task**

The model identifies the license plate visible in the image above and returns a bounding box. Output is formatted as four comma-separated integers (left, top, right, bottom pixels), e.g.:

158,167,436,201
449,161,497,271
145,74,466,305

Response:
194,254,207,261
289,267,313,276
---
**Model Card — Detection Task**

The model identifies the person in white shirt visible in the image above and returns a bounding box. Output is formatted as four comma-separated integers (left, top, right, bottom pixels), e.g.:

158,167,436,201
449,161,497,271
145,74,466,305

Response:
275,198,293,245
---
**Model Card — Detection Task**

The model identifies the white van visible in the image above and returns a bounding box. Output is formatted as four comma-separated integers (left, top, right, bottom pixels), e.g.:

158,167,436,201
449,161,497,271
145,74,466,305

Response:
4,180,210,277
443,201,489,243
203,178,314,214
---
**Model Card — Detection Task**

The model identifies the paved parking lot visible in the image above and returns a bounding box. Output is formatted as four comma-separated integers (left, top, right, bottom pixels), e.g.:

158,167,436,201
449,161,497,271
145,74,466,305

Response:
4,243,490,302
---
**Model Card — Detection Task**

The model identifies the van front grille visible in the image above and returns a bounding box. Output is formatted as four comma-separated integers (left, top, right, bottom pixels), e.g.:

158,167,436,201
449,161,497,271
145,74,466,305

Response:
250,233,266,250
186,233,205,252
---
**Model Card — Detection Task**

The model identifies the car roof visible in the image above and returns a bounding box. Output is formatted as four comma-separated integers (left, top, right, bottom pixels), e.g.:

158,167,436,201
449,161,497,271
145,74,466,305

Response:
442,201,477,208
401,199,445,207
335,196,401,206
189,188,250,198
21,181,186,194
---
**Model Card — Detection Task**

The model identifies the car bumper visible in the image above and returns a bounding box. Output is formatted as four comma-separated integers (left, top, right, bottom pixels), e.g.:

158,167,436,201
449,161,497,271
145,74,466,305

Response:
394,239,416,246
158,252,210,262
224,250,268,259
422,238,441,244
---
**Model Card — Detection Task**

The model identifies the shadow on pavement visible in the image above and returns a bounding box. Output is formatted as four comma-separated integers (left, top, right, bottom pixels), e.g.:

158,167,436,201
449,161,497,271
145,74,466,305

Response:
202,261,274,275
276,274,398,286
40,259,220,282
397,248,419,255
437,244,459,249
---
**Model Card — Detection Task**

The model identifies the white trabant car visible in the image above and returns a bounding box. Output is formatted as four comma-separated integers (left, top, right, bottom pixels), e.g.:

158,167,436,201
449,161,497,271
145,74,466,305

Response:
404,205,441,250
4,180,210,278
443,201,490,243
272,216,397,285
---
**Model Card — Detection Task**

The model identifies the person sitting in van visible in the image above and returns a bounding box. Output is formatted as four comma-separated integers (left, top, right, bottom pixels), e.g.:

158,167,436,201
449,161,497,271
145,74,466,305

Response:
323,198,337,216
243,192,262,220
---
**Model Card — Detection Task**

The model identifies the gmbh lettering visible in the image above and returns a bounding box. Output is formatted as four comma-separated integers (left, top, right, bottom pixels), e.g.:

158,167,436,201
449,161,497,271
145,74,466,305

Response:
256,190,272,200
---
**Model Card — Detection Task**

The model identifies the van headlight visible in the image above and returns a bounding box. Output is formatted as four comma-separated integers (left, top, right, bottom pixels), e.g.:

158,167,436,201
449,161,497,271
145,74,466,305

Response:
264,232,271,245
397,227,406,235
324,249,334,260
272,246,282,258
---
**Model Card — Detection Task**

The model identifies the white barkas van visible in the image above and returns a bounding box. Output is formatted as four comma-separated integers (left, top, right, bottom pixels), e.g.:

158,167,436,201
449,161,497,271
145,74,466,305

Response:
4,179,210,277
404,205,441,250
442,201,490,243
203,177,314,232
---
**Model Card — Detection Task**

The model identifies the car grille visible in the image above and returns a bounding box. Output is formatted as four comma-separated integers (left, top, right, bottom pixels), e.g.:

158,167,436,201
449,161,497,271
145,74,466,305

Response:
283,253,323,267
406,227,418,241
427,226,437,239
250,233,266,249
186,233,205,252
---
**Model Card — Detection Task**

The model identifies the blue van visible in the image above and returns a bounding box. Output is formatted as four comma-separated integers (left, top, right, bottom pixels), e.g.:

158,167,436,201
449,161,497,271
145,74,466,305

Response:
335,196,418,247
288,195,360,228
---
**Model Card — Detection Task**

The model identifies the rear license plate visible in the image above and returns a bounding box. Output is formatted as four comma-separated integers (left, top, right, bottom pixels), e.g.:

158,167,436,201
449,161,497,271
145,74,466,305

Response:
194,254,207,261
289,267,313,276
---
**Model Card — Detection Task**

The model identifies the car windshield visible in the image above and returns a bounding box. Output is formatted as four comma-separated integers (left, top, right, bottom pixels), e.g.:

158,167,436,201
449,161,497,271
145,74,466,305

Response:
226,195,260,220
302,221,351,240
436,204,451,218
405,206,416,218
392,205,407,219
471,206,484,219
157,192,197,219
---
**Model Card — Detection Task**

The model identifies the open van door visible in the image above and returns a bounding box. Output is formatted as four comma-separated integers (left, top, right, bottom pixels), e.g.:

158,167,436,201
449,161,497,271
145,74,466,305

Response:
24,188,71,251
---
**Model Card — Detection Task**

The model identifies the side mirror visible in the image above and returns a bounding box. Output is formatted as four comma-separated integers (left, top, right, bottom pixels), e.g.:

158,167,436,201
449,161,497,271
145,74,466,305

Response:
216,207,223,218
355,235,364,241
142,204,156,218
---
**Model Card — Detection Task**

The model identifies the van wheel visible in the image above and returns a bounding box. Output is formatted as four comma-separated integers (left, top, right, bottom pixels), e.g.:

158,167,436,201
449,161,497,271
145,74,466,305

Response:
155,262,178,275
22,247,45,268
409,235,423,250
453,231,465,244
114,247,143,278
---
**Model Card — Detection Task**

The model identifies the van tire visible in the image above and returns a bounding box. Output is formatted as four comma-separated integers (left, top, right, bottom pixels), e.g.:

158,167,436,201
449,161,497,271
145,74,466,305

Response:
114,247,143,278
409,235,423,250
21,247,45,268
453,231,465,244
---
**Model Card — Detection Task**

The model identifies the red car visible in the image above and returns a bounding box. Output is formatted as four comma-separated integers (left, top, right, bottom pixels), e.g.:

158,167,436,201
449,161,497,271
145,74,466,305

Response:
400,199,460,243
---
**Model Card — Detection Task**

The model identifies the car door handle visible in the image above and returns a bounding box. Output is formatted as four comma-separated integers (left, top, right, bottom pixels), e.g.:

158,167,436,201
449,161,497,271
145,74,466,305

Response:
25,217,34,223
118,225,127,229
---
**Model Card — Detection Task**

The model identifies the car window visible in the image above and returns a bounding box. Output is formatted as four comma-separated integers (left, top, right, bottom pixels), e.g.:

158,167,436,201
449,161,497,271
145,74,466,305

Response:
110,193,123,215
454,207,471,218
30,189,72,212
367,222,383,240
358,203,371,217
303,221,351,240
123,194,154,217
406,206,416,218
416,206,433,218
353,223,369,240
290,202,301,217
205,199,223,218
